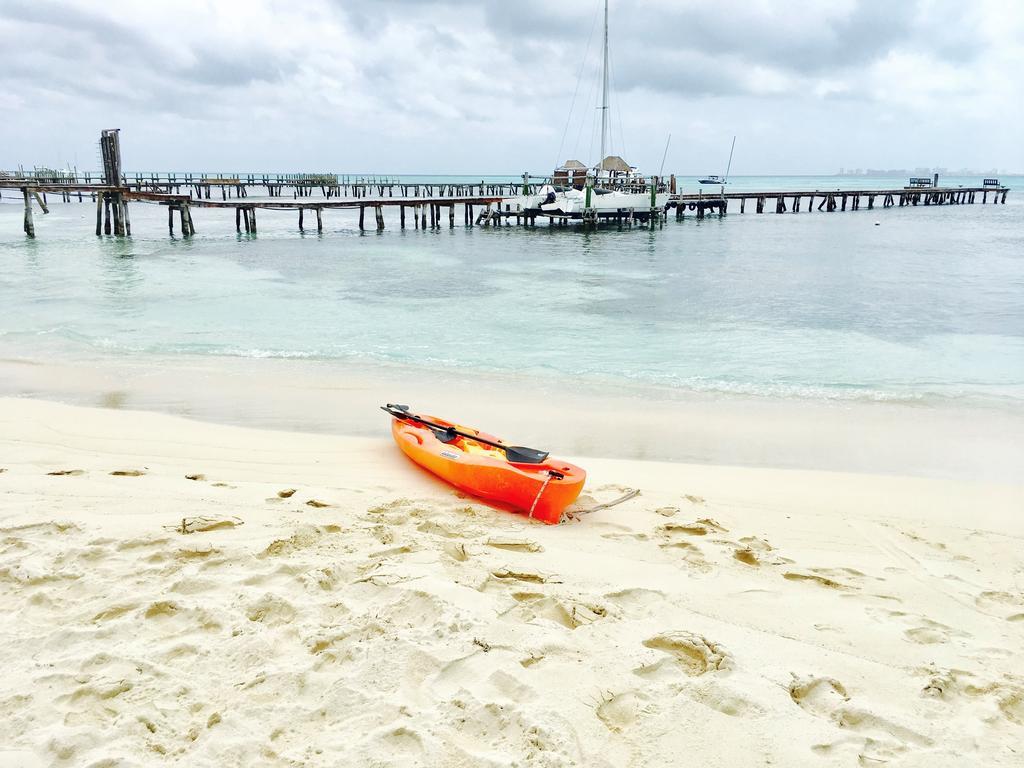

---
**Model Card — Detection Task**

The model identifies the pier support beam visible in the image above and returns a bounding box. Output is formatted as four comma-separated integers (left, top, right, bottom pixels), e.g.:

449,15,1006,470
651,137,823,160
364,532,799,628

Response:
22,188,34,238
375,205,384,231
316,207,323,232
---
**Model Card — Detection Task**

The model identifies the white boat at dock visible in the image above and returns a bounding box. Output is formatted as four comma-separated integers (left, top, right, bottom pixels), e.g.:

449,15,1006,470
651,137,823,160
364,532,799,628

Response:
499,1,670,222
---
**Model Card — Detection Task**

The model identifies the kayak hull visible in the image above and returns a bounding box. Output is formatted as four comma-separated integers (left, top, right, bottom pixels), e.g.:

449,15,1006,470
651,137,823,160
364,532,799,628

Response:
390,415,585,524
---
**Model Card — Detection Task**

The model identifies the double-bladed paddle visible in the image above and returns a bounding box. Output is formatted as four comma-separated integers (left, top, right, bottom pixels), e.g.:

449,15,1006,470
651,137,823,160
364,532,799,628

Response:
381,404,550,464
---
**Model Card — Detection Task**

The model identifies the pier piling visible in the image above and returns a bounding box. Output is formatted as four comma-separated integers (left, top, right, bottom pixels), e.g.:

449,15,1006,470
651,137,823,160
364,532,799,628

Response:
22,188,34,238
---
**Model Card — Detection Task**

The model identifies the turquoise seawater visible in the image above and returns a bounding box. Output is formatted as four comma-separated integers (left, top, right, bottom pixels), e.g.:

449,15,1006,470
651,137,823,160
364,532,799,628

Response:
2,175,1022,405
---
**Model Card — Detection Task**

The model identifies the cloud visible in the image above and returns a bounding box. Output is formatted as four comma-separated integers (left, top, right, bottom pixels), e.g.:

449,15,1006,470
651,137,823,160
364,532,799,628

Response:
0,0,1020,174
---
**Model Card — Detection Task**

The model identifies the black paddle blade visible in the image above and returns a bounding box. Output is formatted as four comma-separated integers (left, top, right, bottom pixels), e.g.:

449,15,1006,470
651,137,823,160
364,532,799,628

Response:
431,426,459,444
380,404,549,464
503,446,550,464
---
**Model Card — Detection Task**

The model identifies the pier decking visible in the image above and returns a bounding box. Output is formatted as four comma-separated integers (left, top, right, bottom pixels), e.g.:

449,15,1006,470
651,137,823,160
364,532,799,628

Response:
1,131,1010,238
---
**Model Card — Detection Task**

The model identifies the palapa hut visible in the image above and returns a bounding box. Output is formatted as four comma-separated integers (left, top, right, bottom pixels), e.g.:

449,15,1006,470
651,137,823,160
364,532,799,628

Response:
597,155,637,184
553,159,589,189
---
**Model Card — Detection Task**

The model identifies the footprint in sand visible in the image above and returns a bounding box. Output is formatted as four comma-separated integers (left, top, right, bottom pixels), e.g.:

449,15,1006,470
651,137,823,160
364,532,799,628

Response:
506,593,608,629
47,469,84,476
486,538,543,553
110,469,146,477
490,568,550,585
641,631,731,676
919,666,1024,725
783,572,854,591
790,676,849,716
260,525,335,558
245,594,297,626
603,587,666,617
171,516,244,535
185,473,206,481
443,541,470,562
595,690,645,732
733,548,759,566
791,674,932,760
277,488,297,498
904,618,963,645
660,518,727,537
975,590,1024,620
865,607,969,645
306,499,331,508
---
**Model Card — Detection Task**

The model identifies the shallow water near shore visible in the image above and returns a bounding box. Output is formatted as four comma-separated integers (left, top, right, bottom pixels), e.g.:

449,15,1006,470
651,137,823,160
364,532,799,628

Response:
2,174,1023,410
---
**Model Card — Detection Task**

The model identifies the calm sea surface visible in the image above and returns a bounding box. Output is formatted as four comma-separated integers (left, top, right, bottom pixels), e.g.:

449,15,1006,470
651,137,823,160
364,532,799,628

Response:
2,175,1022,406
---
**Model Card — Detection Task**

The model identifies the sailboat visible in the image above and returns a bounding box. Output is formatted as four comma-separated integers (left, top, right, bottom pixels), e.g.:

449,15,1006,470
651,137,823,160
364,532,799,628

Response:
699,136,736,185
507,0,669,219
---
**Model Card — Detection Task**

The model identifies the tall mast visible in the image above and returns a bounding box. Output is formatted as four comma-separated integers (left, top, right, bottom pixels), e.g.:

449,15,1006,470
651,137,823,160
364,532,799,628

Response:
724,135,736,182
599,0,609,173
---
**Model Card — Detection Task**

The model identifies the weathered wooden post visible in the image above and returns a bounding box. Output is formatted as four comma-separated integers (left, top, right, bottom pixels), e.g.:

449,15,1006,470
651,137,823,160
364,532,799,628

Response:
96,194,104,236
22,188,35,237
449,204,455,228
358,205,365,231
299,208,304,231
112,194,123,236
400,205,406,229
316,208,323,232
236,208,241,233
168,204,175,235
375,205,385,230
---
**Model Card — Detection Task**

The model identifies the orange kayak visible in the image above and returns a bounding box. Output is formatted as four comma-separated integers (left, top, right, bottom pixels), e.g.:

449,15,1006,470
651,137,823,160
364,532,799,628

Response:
386,409,585,524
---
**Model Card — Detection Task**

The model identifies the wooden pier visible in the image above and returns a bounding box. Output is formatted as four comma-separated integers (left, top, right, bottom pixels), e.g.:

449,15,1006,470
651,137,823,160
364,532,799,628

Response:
667,185,1010,220
0,168,530,201
1,130,1010,239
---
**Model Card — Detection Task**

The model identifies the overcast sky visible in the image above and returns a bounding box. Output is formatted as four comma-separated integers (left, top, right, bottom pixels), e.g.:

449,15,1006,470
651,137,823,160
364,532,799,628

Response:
2,0,1021,175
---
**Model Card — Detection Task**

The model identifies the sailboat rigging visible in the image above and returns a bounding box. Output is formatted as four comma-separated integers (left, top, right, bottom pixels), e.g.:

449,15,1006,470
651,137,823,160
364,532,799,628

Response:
507,0,670,219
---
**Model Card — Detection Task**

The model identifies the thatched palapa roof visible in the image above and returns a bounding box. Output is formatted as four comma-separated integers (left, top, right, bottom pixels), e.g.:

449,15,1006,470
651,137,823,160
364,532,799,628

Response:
599,155,633,172
558,159,588,170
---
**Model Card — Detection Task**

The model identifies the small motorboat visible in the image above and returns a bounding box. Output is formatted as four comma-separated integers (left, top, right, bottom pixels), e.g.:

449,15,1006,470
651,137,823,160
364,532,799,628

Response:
382,404,585,524
699,137,737,186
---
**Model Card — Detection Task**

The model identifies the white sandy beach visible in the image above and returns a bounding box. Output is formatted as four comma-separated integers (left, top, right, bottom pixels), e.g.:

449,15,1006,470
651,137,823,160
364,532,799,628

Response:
1,396,1022,766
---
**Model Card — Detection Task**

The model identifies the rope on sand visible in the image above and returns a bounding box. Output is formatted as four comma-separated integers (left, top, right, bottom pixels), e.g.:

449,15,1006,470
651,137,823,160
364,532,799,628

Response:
561,488,640,523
